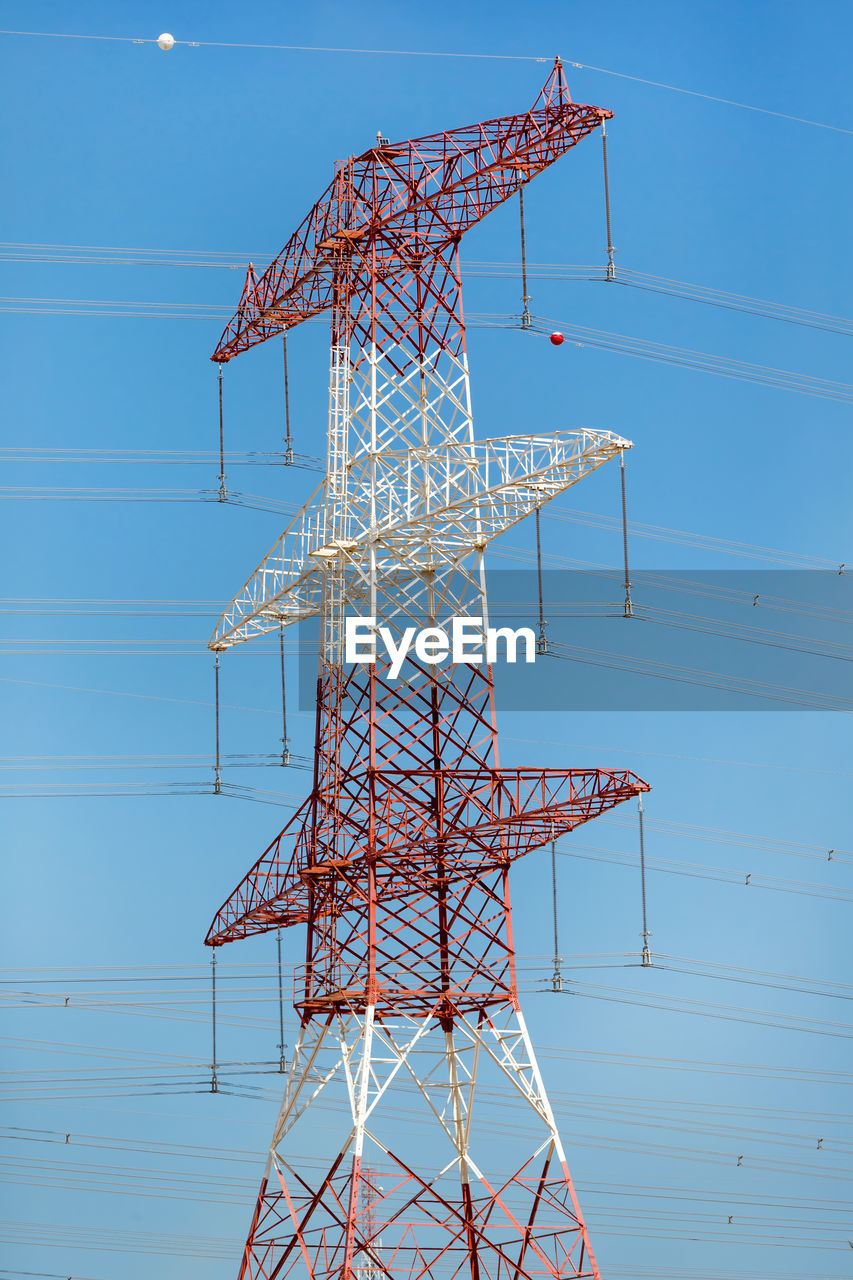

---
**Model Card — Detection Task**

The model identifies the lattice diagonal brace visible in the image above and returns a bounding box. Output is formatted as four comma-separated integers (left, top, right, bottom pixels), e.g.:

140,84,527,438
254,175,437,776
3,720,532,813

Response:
204,59,649,1280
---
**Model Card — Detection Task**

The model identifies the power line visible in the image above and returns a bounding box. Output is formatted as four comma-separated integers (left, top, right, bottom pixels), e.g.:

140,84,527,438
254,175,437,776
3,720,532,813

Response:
0,446,322,468
0,1151,849,1232
0,781,307,803
0,30,849,134
544,504,844,569
529,314,853,403
0,752,309,772
495,545,853,628
503,732,853,779
3,1086,853,1183
3,298,851,402
4,1024,849,1085
547,638,852,713
611,268,853,337
5,953,853,1003
561,840,853,904
0,486,300,514
5,964,853,1044
601,813,853,864
0,674,284,715
629,603,851,665
0,581,847,656
4,244,850,337
0,723,848,873
0,483,841,566
553,979,853,1042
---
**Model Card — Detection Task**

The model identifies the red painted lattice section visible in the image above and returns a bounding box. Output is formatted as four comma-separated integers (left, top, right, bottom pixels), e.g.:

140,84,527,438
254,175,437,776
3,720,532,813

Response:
238,1155,599,1280
207,664,647,1024
211,60,610,368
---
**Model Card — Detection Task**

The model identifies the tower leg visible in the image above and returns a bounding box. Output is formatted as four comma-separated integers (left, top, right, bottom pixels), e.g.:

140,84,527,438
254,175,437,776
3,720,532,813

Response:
238,1006,601,1280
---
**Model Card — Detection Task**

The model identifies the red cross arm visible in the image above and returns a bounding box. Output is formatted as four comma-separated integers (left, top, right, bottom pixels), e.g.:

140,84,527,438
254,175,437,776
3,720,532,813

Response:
211,59,611,364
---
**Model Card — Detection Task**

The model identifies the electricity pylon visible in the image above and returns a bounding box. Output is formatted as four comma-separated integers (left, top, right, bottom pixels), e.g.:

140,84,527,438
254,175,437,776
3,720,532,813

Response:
207,60,649,1280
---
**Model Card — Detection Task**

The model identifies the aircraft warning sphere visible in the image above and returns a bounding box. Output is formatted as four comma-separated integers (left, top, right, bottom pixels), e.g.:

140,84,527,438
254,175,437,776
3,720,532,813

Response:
157,32,175,50
549,332,565,346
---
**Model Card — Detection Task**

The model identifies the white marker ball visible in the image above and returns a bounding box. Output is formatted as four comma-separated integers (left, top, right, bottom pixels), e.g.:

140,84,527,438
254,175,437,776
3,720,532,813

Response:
157,33,175,51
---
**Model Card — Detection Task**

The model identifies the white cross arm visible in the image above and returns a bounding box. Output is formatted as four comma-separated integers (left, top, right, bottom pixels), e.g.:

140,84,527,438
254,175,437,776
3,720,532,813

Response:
209,429,631,651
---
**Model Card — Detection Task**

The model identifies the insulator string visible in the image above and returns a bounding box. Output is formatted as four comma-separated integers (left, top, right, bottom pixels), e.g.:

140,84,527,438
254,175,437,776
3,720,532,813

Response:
210,950,219,1093
276,930,287,1073
619,450,634,618
282,334,293,464
638,796,652,966
518,185,531,328
213,654,222,794
279,626,290,766
535,506,548,654
551,840,562,992
216,364,226,501
601,122,616,280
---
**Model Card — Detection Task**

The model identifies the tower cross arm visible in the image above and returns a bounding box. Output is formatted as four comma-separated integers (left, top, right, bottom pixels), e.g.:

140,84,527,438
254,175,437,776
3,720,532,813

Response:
211,58,611,363
205,766,649,946
207,429,631,652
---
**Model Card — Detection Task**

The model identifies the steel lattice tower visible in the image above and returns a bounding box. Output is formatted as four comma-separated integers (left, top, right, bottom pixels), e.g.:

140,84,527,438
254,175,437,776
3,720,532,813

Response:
207,60,649,1280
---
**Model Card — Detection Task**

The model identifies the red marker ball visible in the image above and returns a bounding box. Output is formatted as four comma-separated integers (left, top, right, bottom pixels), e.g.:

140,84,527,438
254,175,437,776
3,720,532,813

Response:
549,332,565,346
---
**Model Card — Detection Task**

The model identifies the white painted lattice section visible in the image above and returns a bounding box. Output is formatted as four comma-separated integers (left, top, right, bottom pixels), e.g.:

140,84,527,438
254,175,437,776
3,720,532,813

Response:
209,342,631,652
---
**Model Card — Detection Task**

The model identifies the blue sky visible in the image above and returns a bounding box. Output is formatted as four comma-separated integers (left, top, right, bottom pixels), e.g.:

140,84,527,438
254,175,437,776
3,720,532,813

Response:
1,2,852,1277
